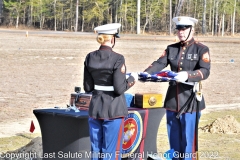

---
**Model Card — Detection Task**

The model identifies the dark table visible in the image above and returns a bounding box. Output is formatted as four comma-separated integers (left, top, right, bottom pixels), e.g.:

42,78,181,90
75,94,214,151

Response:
33,107,165,160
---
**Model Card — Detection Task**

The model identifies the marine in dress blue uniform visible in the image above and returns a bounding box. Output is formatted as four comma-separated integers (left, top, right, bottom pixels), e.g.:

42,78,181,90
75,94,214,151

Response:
83,23,138,160
143,17,211,160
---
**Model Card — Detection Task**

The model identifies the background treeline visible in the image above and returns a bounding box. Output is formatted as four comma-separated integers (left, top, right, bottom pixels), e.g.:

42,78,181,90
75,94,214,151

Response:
1,0,240,36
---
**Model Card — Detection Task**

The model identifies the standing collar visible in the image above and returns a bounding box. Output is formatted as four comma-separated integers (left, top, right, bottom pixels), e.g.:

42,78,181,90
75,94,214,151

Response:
99,45,113,51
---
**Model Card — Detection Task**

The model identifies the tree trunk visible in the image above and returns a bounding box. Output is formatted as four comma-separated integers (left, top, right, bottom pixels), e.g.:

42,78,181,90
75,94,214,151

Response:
30,0,33,27
142,0,149,34
226,14,231,32
194,0,197,18
214,0,218,36
81,2,85,32
186,0,189,15
40,0,43,30
62,6,64,31
202,0,206,35
218,15,222,36
81,16,84,32
137,0,140,34
109,3,112,23
124,1,127,31
75,0,78,32
232,0,236,36
54,0,57,31
174,0,185,17
70,0,73,31
111,0,117,23
211,0,215,35
209,0,212,33
169,0,172,35
221,12,225,36
23,7,25,25
42,15,45,29
119,0,123,32
16,14,19,28
114,0,118,23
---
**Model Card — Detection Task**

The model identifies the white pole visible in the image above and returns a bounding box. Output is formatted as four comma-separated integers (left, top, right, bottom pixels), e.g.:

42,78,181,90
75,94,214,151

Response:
170,0,172,35
75,0,79,32
137,0,140,34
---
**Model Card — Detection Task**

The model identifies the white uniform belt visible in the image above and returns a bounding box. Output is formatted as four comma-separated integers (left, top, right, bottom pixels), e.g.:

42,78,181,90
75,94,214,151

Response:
181,82,195,86
94,85,114,91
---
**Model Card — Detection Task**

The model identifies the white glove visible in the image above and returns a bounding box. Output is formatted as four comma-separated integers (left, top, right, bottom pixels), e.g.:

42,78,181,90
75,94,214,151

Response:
131,72,139,81
174,71,188,82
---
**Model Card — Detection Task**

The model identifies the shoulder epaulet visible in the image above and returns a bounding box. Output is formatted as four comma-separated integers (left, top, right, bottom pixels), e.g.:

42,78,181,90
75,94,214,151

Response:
168,42,180,47
195,41,207,47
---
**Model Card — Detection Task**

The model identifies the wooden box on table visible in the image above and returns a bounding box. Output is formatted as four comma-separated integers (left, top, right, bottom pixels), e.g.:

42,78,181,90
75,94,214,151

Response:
134,93,163,108
70,93,92,109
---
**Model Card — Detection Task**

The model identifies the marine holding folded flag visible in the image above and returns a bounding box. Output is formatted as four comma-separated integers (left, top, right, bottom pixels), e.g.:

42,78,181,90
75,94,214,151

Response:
83,23,138,160
141,16,211,160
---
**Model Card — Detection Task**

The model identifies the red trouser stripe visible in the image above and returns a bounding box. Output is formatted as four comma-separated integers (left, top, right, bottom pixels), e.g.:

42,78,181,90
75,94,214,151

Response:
139,109,149,160
115,118,124,160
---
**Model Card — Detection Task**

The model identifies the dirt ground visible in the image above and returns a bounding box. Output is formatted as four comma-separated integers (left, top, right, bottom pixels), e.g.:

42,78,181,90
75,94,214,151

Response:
0,29,240,157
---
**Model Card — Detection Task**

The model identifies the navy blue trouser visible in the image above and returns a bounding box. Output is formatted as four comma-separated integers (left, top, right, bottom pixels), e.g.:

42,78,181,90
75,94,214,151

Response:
88,117,124,160
166,110,201,160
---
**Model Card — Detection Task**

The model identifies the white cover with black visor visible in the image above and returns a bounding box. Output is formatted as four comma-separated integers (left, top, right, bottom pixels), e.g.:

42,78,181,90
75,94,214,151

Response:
94,23,121,38
172,16,198,30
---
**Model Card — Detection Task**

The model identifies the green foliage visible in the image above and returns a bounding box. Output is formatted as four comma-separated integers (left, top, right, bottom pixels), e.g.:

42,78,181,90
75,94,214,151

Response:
2,0,240,33
219,0,235,14
4,0,23,17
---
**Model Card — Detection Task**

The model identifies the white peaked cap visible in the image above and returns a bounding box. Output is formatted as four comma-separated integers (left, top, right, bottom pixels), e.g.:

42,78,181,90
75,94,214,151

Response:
172,16,198,26
94,23,121,35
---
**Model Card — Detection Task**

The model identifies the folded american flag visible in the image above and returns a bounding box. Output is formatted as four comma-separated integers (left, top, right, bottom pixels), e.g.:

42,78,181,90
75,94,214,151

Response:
138,70,178,82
